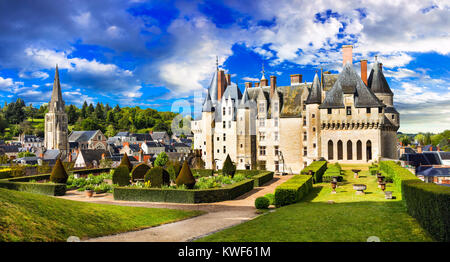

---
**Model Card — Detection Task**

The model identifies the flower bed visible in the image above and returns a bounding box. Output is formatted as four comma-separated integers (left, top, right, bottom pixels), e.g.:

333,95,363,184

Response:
113,179,255,203
67,172,113,194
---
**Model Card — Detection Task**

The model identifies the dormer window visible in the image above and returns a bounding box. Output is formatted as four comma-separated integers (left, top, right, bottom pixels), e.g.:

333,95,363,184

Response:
328,108,332,114
346,107,352,115
259,103,265,113
378,107,383,113
366,108,371,114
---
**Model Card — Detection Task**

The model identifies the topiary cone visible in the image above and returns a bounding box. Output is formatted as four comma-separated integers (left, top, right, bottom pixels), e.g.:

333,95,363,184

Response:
50,158,68,184
175,161,196,189
120,152,133,172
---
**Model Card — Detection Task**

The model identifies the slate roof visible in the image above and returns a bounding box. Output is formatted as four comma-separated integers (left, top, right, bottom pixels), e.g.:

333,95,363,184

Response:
144,141,164,147
368,61,393,94
151,132,168,141
202,89,214,112
322,73,339,91
305,73,321,104
126,143,141,152
43,149,61,160
385,107,399,114
49,65,65,112
0,145,20,153
78,149,109,164
439,152,450,160
132,133,152,141
416,166,450,177
116,132,131,137
319,63,385,109
69,130,98,142
23,135,43,143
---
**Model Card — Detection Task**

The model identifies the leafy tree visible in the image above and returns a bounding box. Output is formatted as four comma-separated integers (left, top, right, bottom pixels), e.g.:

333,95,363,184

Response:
105,124,116,138
18,151,36,158
154,152,169,167
415,134,425,146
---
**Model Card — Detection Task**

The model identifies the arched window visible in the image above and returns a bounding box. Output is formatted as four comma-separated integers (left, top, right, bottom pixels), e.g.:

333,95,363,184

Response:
328,140,334,160
366,140,372,160
347,141,353,160
337,140,343,160
357,140,362,160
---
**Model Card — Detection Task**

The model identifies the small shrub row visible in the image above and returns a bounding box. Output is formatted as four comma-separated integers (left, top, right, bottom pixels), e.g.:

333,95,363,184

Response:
0,174,66,196
0,169,12,179
300,161,327,183
252,171,274,187
274,175,313,207
380,161,450,242
191,169,214,178
322,163,343,182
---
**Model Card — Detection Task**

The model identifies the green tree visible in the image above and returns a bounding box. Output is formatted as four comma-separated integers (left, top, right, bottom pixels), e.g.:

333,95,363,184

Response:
415,134,425,146
66,104,79,125
105,124,116,138
81,101,88,119
399,135,411,146
154,152,169,167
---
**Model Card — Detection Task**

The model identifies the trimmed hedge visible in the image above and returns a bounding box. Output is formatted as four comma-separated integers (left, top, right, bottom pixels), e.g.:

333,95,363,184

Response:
300,161,327,183
112,165,131,186
120,153,133,172
236,170,266,177
252,171,274,187
274,175,313,207
222,154,236,177
255,196,270,209
191,169,214,178
380,161,450,242
130,163,151,181
0,169,12,179
50,158,68,184
175,162,195,189
113,179,254,203
322,163,343,182
71,167,111,176
322,175,343,182
0,174,66,196
145,166,170,188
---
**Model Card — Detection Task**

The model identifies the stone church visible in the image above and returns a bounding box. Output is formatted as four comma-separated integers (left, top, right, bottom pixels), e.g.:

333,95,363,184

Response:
192,45,399,174
44,65,69,159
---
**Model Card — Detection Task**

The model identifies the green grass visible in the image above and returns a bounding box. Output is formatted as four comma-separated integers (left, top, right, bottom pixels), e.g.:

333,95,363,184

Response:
0,188,203,242
197,164,433,242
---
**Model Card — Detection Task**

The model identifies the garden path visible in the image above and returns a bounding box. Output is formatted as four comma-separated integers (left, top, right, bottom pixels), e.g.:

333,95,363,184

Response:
57,174,292,242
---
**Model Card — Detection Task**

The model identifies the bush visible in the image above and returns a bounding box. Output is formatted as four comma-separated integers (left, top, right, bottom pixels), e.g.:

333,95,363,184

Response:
50,158,68,184
130,163,151,181
144,166,170,188
154,152,169,167
0,169,12,179
167,161,182,181
322,175,343,182
275,175,313,207
222,154,236,177
255,196,270,209
301,161,327,183
112,165,131,186
191,169,214,178
176,161,196,189
322,163,343,182
119,153,133,172
380,161,450,242
264,193,275,205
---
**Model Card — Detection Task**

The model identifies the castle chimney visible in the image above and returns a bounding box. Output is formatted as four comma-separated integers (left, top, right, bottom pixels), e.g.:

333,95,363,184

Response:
123,142,129,147
260,78,268,87
245,82,252,89
217,70,227,100
342,45,353,65
101,153,105,160
437,146,440,152
138,149,143,162
270,75,276,97
68,153,72,162
225,74,231,86
254,82,260,87
361,59,367,86
290,74,302,85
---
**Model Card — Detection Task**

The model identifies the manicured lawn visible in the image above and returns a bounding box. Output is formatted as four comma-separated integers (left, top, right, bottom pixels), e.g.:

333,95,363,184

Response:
0,188,203,242
197,164,433,242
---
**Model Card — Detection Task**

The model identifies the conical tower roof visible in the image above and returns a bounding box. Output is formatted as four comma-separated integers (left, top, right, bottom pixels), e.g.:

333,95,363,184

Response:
49,65,65,112
202,89,214,112
367,60,393,95
305,73,322,104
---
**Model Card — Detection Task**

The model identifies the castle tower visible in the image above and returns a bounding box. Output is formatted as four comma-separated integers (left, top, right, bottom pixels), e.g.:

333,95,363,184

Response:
44,65,69,159
305,73,322,165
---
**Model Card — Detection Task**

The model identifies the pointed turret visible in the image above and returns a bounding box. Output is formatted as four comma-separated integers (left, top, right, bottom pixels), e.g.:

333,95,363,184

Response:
305,73,322,104
202,89,214,112
49,65,65,112
367,59,393,95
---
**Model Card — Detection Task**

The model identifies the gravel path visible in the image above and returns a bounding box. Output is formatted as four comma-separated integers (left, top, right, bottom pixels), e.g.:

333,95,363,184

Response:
57,175,292,242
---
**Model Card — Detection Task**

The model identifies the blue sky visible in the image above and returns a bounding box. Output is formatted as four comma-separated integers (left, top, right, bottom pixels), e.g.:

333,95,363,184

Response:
0,0,449,133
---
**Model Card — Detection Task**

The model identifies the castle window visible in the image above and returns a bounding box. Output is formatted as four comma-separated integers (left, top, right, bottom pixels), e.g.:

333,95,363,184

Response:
223,108,226,116
328,108,332,114
346,107,352,115
240,144,243,148
303,132,307,140
378,107,383,113
303,147,307,156
303,116,306,126
313,127,316,132
259,132,265,141
274,117,278,127
217,149,220,153
228,107,231,115
259,103,265,113
223,121,226,128
240,159,243,163
312,114,315,118
366,108,371,114
259,146,266,156
274,146,279,156
274,102,279,112
313,143,316,148
274,132,279,141
223,134,226,141
228,121,231,128
217,137,220,141
259,119,265,127
392,115,395,120
223,146,226,154
204,141,206,145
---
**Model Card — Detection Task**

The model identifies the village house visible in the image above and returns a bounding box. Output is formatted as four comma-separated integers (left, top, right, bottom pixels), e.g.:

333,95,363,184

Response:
68,130,108,151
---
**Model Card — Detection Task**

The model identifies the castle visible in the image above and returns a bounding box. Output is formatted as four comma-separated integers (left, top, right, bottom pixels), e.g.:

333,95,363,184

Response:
44,65,69,159
192,45,399,174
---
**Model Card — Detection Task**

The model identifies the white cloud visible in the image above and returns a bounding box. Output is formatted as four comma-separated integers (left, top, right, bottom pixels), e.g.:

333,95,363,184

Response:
0,76,14,90
242,76,260,82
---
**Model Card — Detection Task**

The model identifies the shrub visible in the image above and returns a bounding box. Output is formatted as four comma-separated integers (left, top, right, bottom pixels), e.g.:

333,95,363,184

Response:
175,161,196,189
264,193,275,205
255,196,270,209
112,165,131,186
50,158,68,184
167,161,182,181
191,169,214,178
119,153,133,172
300,161,327,183
322,175,343,182
222,154,236,177
131,163,151,181
0,169,12,179
275,175,313,207
154,152,169,167
322,163,343,182
380,161,450,242
144,166,170,188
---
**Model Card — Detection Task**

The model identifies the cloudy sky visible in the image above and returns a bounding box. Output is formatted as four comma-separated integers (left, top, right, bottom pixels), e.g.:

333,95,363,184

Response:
0,0,449,133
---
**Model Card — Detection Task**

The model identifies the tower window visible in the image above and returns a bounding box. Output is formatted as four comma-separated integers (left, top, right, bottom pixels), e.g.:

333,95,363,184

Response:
223,133,226,141
346,107,352,115
366,108,371,114
392,115,395,120
312,114,315,118
223,121,226,128
223,146,226,153
378,107,383,113
303,147,307,156
328,108,332,114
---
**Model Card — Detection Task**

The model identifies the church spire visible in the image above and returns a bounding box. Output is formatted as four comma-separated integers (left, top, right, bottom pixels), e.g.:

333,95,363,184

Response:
49,64,64,112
